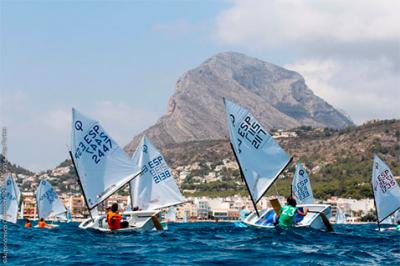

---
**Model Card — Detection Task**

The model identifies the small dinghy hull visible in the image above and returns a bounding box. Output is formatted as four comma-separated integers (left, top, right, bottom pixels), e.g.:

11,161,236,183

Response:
78,210,163,233
243,204,332,231
34,224,59,229
234,221,248,228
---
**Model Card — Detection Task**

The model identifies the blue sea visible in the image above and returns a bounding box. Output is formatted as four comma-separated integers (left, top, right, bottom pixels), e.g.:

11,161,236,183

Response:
3,221,399,265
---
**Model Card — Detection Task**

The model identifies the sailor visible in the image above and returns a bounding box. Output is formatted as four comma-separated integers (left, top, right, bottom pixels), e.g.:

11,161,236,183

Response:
396,221,400,231
107,203,129,230
38,218,53,229
278,197,308,228
24,218,31,228
239,206,250,221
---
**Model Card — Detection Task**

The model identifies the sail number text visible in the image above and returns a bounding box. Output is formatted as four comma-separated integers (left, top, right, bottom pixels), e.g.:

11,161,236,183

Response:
377,169,396,193
39,189,58,204
74,124,113,164
237,115,266,149
141,156,171,184
295,179,310,200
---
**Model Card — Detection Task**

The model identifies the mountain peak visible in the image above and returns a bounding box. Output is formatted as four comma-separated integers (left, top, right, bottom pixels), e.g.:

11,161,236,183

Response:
125,52,353,153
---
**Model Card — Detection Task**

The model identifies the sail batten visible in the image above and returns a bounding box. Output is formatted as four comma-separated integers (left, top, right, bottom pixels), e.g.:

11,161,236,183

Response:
36,180,67,220
129,136,185,211
70,108,141,210
223,98,291,210
371,155,400,224
0,175,21,224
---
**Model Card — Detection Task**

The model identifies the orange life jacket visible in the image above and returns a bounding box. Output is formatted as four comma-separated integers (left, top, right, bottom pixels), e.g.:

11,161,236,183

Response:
107,211,122,230
25,222,31,228
38,221,47,228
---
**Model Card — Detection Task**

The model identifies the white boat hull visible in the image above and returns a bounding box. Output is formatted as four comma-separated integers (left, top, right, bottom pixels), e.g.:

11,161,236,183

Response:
78,210,162,233
243,204,332,231
34,224,59,229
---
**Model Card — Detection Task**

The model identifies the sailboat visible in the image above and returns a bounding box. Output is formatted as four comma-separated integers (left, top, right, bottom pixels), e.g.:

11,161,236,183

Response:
0,174,21,224
129,136,185,210
69,108,160,232
335,206,346,224
223,98,332,231
34,179,67,228
371,155,400,231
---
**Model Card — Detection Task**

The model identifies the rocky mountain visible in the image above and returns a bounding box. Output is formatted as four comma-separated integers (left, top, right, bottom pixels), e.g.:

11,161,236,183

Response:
125,52,353,153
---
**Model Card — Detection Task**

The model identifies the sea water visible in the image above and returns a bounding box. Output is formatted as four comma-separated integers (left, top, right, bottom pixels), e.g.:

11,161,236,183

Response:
3,221,399,265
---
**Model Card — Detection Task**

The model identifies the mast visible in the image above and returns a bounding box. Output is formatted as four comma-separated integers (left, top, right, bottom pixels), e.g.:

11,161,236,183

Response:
230,142,260,217
290,184,293,198
371,182,380,231
128,182,134,210
68,151,93,220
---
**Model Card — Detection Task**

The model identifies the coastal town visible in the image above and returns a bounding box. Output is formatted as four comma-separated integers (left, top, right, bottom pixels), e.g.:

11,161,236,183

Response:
12,126,398,224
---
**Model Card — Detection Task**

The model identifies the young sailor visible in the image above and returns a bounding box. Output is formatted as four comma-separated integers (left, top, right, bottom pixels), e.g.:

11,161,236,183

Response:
107,203,129,230
24,218,31,228
37,218,53,229
278,197,308,228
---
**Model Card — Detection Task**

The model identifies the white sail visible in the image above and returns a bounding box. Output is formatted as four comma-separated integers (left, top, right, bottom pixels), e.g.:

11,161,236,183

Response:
292,162,314,204
380,215,394,224
36,180,67,220
372,155,400,223
70,108,141,210
0,175,21,224
129,136,185,210
125,196,132,212
223,98,291,204
335,206,346,224
165,207,177,222
90,208,99,218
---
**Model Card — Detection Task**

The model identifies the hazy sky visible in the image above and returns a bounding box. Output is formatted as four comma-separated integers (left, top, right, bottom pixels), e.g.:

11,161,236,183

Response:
1,0,399,171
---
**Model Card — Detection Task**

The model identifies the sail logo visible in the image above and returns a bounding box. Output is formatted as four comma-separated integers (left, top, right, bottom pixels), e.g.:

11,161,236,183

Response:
376,169,396,193
74,123,113,164
229,114,235,125
39,189,58,204
237,115,266,150
75,120,83,131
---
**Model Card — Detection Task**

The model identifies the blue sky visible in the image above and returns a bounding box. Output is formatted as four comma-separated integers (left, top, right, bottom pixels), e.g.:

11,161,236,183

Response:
1,0,399,171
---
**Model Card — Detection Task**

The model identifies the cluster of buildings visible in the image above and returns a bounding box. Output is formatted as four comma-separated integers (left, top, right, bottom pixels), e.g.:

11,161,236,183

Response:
174,159,240,186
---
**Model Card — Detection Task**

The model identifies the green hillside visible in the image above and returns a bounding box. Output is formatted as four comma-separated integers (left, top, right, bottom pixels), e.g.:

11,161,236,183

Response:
160,119,400,199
